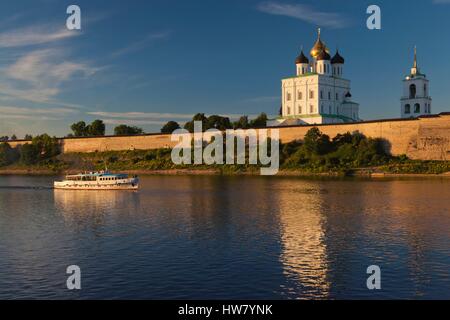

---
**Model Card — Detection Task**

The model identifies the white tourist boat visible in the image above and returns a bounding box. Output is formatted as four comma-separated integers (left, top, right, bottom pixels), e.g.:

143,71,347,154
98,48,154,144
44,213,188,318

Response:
54,171,139,190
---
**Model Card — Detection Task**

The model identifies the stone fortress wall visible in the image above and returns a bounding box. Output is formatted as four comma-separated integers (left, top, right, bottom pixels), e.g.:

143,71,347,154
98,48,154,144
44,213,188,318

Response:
8,113,450,161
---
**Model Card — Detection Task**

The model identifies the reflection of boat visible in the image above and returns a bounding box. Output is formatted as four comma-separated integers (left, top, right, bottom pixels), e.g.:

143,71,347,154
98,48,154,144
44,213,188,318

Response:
54,171,139,190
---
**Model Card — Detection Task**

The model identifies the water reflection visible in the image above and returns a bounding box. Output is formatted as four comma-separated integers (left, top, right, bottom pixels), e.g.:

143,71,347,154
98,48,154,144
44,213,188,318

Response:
273,180,330,299
53,189,141,232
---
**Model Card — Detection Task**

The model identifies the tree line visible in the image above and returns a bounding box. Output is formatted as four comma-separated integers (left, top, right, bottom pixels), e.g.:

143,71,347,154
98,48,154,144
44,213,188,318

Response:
1,113,269,142
0,134,60,166
68,113,268,137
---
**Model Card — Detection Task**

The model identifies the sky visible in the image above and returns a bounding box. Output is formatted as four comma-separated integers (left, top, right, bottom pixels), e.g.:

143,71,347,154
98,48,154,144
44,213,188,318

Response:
0,0,449,137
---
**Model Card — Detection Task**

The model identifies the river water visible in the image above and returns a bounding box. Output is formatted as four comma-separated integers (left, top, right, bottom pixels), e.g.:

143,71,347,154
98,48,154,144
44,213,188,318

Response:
0,175,449,299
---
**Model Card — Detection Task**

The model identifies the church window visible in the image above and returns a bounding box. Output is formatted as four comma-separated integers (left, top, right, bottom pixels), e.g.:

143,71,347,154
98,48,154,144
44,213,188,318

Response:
328,92,331,100
299,106,303,114
405,104,411,114
336,93,339,101
409,84,416,98
287,93,291,101
414,103,420,113
298,91,302,100
309,90,314,99
320,90,323,99
287,107,291,115
310,105,314,113
424,84,427,96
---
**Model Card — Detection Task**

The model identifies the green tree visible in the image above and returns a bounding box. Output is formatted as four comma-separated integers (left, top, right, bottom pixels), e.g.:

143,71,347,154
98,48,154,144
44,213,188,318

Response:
206,115,232,131
20,143,38,165
0,136,9,142
184,113,208,133
70,121,88,137
161,121,181,134
249,113,268,128
32,134,60,160
114,125,144,136
233,116,250,129
24,134,33,140
0,143,19,167
11,134,17,141
303,127,333,155
87,120,105,136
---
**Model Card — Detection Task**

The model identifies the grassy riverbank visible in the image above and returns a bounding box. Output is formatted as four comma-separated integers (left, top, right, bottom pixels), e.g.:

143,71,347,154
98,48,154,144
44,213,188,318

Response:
1,148,449,177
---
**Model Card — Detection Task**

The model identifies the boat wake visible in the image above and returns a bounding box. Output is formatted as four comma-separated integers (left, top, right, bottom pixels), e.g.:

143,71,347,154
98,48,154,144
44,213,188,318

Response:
0,186,53,190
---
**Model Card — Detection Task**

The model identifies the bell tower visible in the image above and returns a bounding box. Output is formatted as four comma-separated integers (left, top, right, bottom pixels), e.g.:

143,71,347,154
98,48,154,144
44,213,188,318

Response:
401,47,432,118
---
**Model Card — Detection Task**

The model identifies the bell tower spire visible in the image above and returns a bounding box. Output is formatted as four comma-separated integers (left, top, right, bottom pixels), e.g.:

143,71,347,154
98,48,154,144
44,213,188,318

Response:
401,46,432,118
411,46,419,75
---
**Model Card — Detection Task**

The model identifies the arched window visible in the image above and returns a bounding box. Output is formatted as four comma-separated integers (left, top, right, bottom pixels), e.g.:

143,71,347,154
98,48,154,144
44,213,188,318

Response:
310,105,314,113
414,103,420,113
424,84,427,96
405,104,411,114
409,84,417,98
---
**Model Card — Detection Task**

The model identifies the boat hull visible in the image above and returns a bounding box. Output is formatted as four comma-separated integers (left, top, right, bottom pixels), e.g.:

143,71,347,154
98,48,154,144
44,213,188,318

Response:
54,177,139,190
53,185,139,190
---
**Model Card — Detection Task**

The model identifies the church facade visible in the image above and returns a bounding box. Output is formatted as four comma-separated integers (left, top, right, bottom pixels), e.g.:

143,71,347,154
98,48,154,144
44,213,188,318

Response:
269,29,360,127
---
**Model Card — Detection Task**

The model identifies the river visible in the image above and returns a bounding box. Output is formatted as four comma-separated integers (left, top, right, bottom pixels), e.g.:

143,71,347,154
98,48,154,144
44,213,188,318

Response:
0,175,449,299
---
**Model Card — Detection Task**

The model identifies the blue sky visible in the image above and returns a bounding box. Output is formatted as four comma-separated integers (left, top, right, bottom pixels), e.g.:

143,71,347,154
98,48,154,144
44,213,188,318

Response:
0,0,449,137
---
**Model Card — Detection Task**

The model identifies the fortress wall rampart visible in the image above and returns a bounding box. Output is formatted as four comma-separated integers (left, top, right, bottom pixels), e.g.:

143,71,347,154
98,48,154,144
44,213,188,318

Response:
5,114,450,160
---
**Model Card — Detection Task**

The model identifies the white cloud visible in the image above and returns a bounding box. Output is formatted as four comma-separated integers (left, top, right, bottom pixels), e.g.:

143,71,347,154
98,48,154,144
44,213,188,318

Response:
257,2,350,29
110,31,171,58
1,48,101,103
0,105,79,121
101,119,168,126
87,111,194,120
6,49,99,84
242,96,280,103
0,24,78,48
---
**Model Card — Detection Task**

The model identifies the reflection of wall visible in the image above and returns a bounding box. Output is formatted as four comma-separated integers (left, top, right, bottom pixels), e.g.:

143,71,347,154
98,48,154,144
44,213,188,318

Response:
274,180,330,298
8,114,450,160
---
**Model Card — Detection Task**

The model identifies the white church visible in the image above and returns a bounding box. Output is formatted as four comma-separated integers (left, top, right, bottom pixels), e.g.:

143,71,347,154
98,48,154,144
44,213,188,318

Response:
269,29,360,127
268,29,432,127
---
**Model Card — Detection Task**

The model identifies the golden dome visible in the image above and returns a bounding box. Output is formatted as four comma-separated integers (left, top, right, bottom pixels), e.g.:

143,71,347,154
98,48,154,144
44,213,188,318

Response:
310,28,330,59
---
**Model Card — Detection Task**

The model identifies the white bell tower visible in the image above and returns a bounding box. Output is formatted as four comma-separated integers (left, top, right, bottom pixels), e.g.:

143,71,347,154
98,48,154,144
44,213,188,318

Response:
401,47,432,118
